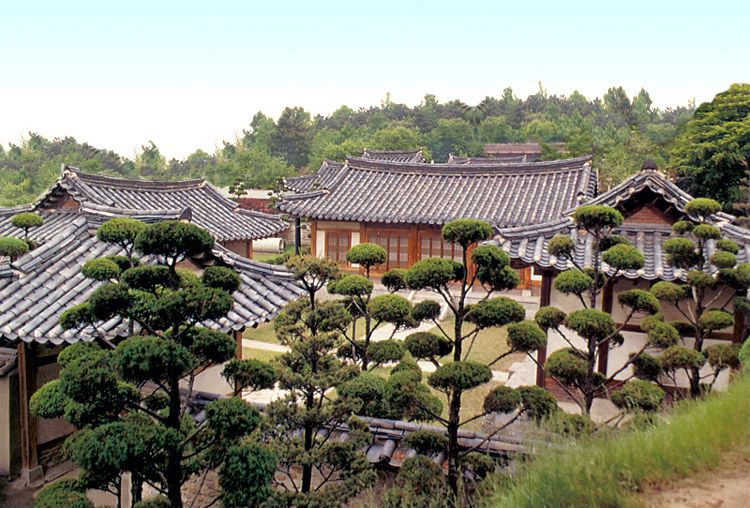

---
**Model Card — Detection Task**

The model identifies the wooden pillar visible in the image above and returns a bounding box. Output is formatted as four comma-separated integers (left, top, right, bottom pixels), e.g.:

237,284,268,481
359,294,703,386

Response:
359,223,367,276
294,217,301,255
733,290,746,344
247,240,253,259
310,221,318,257
409,225,419,267
235,330,243,360
18,342,41,483
536,271,553,387
597,282,614,375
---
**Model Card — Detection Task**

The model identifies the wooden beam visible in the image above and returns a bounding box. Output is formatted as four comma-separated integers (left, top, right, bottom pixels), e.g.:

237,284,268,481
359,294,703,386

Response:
536,271,553,387
17,342,39,483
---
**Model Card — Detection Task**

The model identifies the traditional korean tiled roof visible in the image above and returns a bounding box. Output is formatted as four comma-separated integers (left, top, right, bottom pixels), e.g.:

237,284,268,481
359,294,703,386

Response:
283,160,347,193
361,148,425,163
447,154,530,164
278,156,596,227
0,211,303,345
484,143,543,155
494,168,750,281
0,347,17,377
31,166,288,241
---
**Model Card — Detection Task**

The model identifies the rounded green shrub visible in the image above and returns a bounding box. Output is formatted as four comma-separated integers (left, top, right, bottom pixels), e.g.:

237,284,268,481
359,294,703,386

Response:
405,258,463,290
441,218,492,247
617,289,660,314
34,478,92,508
369,339,405,365
222,358,277,393
684,197,721,218
544,349,587,386
564,309,615,340
381,268,407,292
600,234,629,251
507,321,546,352
705,343,741,370
651,281,688,303
411,300,441,322
404,332,452,360
29,380,67,419
467,297,525,329
134,220,214,260
611,380,665,412
710,251,737,269
97,217,146,246
330,274,373,296
534,306,566,329
59,303,94,330
699,309,734,331
717,239,739,254
428,361,492,393
0,236,29,260
647,321,680,349
369,294,412,324
686,270,715,289
548,234,575,258
630,352,662,381
346,243,386,268
661,346,706,371
81,258,121,281
740,338,750,367
553,269,593,295
602,244,645,271
392,354,422,378
672,220,695,235
483,385,522,414
403,430,448,455
202,266,241,293
573,205,623,230
664,237,701,268
694,224,723,241
517,385,559,422
11,212,43,230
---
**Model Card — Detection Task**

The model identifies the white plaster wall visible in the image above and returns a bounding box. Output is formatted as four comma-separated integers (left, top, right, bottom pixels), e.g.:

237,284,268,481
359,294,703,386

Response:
315,231,325,257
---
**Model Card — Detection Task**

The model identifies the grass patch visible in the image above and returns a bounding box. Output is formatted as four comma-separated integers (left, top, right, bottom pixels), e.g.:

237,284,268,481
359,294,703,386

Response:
487,374,750,508
243,323,280,344
244,317,367,345
242,347,283,362
430,317,524,370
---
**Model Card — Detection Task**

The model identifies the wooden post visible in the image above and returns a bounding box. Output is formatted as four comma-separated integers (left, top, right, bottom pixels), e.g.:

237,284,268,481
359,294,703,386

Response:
598,282,614,375
536,271,553,387
310,221,318,257
409,225,419,267
18,342,41,483
294,217,301,256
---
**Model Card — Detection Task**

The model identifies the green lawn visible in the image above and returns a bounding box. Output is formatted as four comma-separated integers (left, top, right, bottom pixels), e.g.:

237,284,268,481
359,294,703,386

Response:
243,323,280,344
244,317,367,345
242,347,283,362
429,317,525,371
488,374,750,508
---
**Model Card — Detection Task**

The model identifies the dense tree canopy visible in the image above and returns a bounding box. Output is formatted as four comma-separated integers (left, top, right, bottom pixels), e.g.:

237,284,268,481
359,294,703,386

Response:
0,86,694,206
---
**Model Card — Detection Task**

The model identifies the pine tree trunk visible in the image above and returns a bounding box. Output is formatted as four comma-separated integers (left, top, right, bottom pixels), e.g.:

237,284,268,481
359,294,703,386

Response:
166,373,183,508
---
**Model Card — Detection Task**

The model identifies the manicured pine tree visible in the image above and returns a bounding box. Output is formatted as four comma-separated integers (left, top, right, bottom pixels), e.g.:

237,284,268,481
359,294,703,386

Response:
10,211,44,247
649,198,745,397
268,255,376,507
393,218,551,496
30,219,278,508
328,243,414,371
539,204,666,415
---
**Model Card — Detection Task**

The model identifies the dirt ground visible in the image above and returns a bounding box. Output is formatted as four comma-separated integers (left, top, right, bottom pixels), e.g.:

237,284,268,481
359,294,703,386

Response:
639,449,750,508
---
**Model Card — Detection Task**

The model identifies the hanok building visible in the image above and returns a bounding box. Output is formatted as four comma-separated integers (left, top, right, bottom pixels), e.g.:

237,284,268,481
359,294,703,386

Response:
0,169,302,481
28,165,288,258
483,142,566,162
495,162,749,395
279,153,596,289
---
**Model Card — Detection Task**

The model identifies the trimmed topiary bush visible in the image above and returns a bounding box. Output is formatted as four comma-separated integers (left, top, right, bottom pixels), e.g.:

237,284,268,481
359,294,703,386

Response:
507,321,547,353
553,269,593,296
611,380,665,412
483,386,522,414
534,306,566,329
381,268,407,292
0,236,29,260
428,361,492,393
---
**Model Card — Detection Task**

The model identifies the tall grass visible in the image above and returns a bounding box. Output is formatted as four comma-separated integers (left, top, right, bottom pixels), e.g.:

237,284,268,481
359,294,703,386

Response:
487,374,750,508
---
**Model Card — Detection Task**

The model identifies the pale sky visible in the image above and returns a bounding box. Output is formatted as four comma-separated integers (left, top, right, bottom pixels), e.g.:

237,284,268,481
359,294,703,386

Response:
2,1,748,159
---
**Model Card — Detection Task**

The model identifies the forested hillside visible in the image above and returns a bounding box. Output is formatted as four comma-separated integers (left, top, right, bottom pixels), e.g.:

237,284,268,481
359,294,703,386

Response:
0,85,694,207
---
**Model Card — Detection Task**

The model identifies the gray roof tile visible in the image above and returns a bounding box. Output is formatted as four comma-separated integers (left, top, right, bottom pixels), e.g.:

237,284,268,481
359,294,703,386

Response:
280,156,595,227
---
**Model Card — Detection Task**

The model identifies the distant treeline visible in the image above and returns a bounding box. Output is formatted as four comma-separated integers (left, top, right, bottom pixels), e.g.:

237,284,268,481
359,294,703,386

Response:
0,85,695,207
